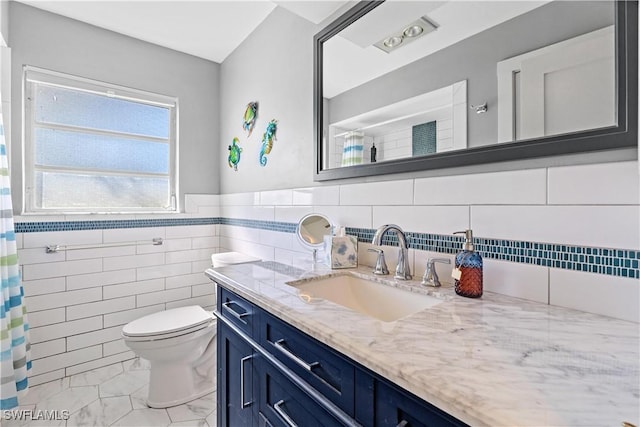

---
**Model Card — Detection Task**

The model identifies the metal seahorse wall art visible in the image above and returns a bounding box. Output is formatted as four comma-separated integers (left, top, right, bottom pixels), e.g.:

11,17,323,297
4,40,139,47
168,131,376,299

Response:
242,102,258,137
259,119,278,167
228,137,242,171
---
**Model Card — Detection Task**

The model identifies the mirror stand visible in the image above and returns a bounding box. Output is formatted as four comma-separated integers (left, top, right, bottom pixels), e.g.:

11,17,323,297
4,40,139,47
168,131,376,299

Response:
296,213,333,265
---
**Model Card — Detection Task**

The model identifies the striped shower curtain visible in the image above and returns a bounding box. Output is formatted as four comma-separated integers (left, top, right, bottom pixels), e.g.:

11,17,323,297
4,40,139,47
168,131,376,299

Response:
0,103,31,409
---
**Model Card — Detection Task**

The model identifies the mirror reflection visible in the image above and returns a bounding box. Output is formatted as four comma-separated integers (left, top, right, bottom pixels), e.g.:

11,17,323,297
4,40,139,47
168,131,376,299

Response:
327,80,467,168
322,0,616,170
297,214,332,247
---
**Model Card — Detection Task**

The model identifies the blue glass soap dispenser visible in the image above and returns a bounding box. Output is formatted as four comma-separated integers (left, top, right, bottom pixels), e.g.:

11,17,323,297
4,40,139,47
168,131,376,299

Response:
452,230,483,298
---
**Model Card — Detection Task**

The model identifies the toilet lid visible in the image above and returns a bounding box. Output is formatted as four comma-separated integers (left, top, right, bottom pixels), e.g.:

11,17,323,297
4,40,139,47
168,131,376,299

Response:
211,251,260,268
122,306,213,338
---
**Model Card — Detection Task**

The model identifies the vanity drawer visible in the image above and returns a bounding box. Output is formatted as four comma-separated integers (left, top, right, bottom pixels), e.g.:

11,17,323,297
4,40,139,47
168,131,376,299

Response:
258,310,355,416
373,379,467,427
256,357,344,427
218,286,257,337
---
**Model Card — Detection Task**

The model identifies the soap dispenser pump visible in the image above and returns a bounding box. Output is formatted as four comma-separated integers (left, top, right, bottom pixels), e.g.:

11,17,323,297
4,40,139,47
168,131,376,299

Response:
452,230,483,298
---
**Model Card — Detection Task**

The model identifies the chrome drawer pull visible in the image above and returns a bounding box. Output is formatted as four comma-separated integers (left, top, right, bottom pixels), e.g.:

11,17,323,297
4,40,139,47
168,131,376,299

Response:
222,301,250,324
240,354,253,408
274,399,298,427
397,421,409,427
273,339,320,371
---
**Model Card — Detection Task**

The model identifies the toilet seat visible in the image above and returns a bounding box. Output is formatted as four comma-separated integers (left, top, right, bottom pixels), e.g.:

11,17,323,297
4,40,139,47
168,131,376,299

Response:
122,306,214,342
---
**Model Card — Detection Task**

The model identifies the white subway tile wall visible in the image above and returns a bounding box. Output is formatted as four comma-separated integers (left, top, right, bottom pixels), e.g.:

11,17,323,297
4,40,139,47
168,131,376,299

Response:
28,308,66,328
183,194,220,217
16,196,219,387
103,304,165,329
292,186,339,206
260,189,294,206
275,206,316,223
373,205,469,234
550,269,640,322
547,161,640,205
482,259,550,304
375,129,412,163
218,161,639,323
472,205,640,249
16,162,640,388
340,180,414,206
414,169,547,205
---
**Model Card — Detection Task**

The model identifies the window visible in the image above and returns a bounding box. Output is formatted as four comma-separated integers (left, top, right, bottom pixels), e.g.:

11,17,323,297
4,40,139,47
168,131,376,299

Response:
23,67,178,213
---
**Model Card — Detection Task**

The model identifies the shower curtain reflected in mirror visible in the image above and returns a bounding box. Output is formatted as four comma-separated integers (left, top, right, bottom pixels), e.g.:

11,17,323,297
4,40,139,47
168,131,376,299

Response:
341,131,364,167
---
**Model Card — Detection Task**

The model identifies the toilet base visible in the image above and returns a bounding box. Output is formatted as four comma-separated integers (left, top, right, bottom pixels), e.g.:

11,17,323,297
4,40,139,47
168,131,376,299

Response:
146,356,216,408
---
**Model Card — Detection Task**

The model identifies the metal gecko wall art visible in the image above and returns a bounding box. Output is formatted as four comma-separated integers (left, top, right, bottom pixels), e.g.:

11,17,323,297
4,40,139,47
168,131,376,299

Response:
259,119,278,167
227,137,242,171
242,102,258,137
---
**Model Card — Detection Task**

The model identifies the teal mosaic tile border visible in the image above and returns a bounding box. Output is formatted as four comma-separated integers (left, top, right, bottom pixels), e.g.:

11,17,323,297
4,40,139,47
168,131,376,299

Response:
14,217,639,279
14,217,218,233
219,217,297,233
346,227,639,279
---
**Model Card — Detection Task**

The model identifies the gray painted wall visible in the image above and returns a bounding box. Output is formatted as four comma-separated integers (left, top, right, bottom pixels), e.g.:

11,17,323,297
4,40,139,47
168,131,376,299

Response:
8,2,220,213
0,0,8,45
327,1,615,149
219,7,316,194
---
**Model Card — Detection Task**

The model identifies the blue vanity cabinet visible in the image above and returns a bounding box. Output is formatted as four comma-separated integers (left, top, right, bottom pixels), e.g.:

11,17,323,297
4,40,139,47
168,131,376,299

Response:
219,287,256,336
217,321,255,427
258,308,355,415
372,378,466,427
354,369,467,427
217,287,259,427
215,285,467,427
255,356,345,427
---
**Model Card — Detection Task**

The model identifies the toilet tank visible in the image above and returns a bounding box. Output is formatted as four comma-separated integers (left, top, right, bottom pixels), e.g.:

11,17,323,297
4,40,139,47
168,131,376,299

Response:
211,251,260,268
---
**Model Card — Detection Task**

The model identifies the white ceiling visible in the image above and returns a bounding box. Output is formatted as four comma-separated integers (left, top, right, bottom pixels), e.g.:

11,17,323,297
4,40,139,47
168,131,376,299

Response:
13,0,353,63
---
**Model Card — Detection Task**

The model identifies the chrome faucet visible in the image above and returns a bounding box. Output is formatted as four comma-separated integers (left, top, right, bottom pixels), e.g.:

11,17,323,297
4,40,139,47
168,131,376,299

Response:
421,258,451,287
367,248,389,275
371,224,412,280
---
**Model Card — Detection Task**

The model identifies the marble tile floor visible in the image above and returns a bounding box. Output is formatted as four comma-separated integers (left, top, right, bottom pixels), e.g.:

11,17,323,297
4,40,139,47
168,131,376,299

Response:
5,358,216,427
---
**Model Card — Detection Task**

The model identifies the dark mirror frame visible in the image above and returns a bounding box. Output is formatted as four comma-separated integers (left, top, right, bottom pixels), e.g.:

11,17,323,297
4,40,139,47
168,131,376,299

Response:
314,0,638,181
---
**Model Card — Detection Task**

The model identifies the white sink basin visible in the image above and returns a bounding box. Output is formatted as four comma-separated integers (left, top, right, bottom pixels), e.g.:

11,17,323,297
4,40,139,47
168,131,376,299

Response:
287,273,442,322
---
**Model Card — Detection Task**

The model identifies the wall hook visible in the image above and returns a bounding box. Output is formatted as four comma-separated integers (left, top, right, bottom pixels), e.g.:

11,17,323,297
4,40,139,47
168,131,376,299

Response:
470,103,488,114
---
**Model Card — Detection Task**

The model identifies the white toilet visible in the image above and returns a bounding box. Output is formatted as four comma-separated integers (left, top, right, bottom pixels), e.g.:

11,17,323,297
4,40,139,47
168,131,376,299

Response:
122,305,216,408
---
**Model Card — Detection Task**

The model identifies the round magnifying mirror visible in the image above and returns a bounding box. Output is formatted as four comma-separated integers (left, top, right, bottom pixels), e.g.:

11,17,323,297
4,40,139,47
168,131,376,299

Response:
296,213,332,262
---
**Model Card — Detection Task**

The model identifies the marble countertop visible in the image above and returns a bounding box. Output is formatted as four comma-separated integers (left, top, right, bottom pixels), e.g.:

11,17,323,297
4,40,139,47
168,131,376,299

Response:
205,261,639,427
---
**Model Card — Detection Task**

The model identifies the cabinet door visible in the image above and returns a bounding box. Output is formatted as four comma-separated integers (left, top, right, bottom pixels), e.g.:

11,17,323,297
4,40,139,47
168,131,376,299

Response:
256,358,345,427
374,380,467,427
218,321,255,427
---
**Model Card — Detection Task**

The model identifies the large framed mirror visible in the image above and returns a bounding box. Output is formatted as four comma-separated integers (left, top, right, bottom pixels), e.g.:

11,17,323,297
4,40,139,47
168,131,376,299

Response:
314,0,637,181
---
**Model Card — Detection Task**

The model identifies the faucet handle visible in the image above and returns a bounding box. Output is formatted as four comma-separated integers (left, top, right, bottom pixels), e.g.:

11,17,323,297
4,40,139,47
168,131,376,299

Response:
368,248,389,275
421,258,451,287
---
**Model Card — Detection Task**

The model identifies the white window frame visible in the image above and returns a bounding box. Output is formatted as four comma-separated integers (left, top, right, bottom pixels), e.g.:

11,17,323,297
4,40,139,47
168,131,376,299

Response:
22,66,179,214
